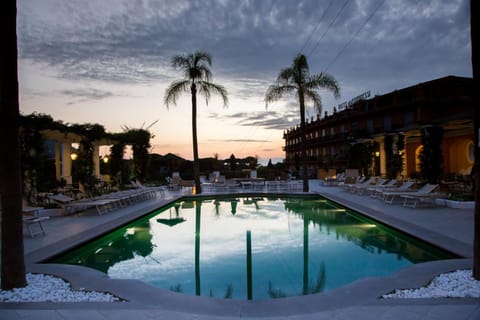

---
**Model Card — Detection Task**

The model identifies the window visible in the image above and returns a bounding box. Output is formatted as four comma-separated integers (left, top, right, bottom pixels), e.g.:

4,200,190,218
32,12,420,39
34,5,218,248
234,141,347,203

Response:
367,119,374,133
384,116,392,131
404,111,415,126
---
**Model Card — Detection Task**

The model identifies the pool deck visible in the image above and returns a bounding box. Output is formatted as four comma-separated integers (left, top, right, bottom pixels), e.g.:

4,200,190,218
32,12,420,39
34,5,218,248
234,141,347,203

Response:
1,180,479,320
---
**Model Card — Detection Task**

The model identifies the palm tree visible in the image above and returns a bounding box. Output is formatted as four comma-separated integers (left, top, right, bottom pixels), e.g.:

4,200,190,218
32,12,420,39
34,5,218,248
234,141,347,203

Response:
266,53,340,192
1,0,27,290
164,51,228,194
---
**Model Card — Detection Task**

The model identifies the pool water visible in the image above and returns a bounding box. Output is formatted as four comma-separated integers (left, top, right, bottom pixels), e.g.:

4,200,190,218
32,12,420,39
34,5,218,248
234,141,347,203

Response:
50,195,455,300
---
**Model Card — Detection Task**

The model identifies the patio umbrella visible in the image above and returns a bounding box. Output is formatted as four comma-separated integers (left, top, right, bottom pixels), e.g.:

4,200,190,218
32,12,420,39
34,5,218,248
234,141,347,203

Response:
156,217,186,227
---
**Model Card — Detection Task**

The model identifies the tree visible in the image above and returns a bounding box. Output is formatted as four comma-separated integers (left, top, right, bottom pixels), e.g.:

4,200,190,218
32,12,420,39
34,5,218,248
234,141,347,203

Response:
229,154,237,171
265,53,340,192
419,126,443,184
471,0,480,280
122,128,152,182
1,0,27,290
164,51,228,194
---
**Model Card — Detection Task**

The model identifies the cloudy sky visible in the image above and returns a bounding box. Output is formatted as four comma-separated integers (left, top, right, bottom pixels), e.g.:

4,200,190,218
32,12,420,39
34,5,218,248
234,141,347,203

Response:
17,0,472,162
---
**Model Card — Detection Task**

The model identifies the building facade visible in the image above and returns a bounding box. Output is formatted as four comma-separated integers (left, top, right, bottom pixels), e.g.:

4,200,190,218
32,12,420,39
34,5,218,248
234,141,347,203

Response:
283,76,474,179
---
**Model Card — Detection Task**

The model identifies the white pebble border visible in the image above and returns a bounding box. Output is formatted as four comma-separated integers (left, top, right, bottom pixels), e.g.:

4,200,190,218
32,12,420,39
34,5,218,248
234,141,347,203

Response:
1,270,479,302
0,273,120,302
383,270,480,299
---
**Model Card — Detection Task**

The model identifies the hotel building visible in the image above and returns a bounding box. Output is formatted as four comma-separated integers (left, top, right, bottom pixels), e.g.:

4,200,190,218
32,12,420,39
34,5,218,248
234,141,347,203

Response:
283,76,474,179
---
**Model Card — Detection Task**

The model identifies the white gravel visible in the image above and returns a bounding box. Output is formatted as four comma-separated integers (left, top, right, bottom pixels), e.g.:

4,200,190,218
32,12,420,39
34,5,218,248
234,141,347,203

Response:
1,270,479,302
0,273,120,302
383,269,480,299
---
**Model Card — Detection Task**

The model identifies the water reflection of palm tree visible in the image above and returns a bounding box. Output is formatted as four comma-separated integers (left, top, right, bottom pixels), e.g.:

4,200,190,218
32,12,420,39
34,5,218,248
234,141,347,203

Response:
195,201,201,295
303,216,309,295
230,199,238,215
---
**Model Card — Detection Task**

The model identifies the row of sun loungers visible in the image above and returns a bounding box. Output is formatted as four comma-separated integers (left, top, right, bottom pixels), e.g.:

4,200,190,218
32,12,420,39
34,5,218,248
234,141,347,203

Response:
341,176,441,208
201,179,304,192
166,174,306,193
48,186,166,215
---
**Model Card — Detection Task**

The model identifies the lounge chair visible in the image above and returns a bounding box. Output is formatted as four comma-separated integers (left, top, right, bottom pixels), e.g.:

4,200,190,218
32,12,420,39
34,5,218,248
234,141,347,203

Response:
167,176,182,191
132,180,166,198
339,176,364,191
401,186,444,208
22,206,49,238
368,179,399,197
287,180,303,191
351,178,387,195
374,180,415,200
226,179,241,191
180,179,195,193
382,183,438,205
48,194,120,215
344,176,375,193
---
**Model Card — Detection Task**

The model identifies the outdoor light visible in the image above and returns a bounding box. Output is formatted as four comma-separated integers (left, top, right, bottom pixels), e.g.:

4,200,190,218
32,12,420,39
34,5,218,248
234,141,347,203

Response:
375,151,380,157
103,156,109,164
70,153,78,161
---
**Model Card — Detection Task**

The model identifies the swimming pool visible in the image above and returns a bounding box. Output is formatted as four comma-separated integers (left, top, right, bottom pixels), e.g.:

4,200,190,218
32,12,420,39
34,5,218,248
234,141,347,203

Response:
50,195,455,300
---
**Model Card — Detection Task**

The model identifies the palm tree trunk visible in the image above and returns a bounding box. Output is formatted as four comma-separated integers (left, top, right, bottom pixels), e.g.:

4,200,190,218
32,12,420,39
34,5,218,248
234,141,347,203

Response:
471,0,480,280
191,83,202,194
299,92,309,192
1,0,27,290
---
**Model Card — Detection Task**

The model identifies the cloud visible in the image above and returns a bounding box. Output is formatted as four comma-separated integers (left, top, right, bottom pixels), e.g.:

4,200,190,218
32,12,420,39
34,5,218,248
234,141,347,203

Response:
208,139,271,143
60,88,115,100
17,0,471,115
59,88,118,105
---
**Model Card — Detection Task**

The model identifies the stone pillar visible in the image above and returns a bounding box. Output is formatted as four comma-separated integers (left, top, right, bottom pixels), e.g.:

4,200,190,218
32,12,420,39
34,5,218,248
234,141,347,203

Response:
54,142,61,182
93,145,100,179
379,137,387,177
61,142,73,185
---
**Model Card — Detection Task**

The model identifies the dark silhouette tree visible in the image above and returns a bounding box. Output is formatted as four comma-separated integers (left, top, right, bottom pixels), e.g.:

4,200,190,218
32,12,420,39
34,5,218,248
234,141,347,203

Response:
122,128,152,182
1,0,27,290
266,53,340,192
109,143,126,187
419,126,443,184
164,51,228,194
229,154,237,171
470,0,480,279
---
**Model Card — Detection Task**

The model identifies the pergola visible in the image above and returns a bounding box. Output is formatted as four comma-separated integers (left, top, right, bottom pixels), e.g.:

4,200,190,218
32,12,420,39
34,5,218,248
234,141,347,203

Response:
40,129,116,185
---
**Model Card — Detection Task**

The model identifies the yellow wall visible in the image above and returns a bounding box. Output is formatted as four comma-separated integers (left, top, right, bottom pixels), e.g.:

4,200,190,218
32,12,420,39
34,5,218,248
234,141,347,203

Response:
405,141,422,178
444,135,474,175
405,135,473,178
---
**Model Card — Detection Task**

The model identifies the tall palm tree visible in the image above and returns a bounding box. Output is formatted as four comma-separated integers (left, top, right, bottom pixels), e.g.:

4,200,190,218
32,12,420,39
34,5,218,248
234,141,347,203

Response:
1,0,27,290
164,51,228,194
266,53,340,192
